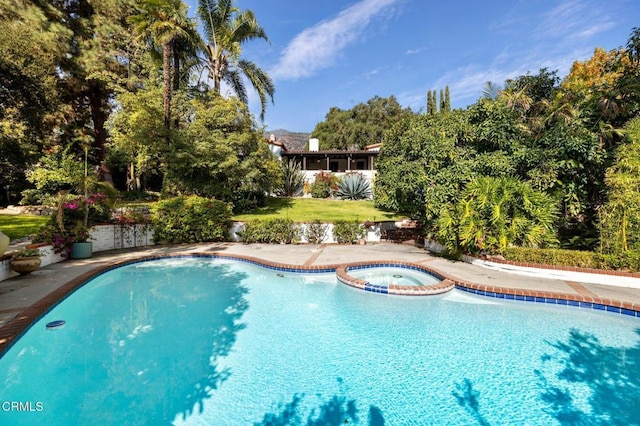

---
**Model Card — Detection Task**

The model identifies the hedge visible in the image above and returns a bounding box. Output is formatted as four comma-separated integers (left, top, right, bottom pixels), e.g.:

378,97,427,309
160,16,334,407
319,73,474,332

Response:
240,219,300,244
151,195,232,243
501,247,640,272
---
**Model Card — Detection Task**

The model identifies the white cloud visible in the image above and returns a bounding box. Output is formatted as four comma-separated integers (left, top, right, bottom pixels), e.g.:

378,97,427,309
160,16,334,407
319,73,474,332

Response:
535,0,615,41
432,47,594,108
365,68,380,78
420,0,620,108
270,0,401,80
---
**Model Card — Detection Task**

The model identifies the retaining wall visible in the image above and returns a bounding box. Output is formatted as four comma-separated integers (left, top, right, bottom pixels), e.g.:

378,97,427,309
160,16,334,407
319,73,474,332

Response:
0,224,154,282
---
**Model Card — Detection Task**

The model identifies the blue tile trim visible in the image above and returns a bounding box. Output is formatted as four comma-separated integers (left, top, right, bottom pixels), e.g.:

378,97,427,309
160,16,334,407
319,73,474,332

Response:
453,284,639,318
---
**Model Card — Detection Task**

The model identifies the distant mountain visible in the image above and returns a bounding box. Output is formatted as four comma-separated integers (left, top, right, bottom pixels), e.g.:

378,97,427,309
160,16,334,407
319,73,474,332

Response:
266,129,310,151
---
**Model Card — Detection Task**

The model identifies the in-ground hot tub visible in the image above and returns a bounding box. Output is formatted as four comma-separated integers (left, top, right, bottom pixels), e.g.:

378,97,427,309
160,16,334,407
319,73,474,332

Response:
336,262,455,295
347,265,441,286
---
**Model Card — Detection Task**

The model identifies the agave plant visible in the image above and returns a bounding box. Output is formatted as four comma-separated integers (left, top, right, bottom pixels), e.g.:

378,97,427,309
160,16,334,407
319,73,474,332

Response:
336,173,372,200
279,160,305,197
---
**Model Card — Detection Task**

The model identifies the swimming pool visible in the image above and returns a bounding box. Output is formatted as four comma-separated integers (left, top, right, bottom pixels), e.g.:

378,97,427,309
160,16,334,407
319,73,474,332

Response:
0,257,638,425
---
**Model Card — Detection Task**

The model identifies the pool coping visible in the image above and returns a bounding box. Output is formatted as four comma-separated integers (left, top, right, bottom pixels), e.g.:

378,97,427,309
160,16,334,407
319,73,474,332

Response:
1,252,640,356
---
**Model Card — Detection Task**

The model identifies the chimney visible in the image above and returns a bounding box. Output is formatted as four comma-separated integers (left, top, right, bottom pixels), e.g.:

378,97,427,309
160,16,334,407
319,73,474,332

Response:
309,138,319,152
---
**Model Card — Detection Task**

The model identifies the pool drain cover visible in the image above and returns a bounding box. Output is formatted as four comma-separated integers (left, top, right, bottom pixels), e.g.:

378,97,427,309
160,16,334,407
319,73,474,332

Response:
46,320,65,330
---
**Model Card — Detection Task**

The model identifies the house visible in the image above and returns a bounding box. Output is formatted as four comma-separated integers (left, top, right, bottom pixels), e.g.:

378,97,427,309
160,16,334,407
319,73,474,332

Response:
267,134,287,157
269,136,379,186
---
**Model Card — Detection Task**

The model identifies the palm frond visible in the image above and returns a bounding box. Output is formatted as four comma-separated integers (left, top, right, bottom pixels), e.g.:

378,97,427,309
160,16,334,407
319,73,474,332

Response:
237,59,275,120
224,68,248,105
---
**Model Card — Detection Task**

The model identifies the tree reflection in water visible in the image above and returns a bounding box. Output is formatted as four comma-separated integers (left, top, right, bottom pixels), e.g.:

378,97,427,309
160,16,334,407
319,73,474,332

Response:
536,328,640,425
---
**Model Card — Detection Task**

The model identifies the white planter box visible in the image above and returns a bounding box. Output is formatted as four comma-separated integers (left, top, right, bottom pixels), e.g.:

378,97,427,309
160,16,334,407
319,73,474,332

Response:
90,224,154,252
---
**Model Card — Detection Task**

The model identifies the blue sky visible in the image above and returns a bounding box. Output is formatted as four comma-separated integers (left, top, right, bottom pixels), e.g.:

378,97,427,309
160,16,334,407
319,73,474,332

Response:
185,0,639,132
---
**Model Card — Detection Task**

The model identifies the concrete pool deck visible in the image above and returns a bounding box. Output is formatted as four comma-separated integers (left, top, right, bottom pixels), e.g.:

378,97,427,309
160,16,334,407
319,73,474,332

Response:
2,242,640,351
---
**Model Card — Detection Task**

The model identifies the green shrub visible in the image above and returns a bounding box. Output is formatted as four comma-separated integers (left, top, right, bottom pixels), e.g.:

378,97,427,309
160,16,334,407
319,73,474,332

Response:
119,191,159,202
602,251,640,271
333,220,367,244
151,195,232,243
437,176,558,254
311,171,338,198
335,173,372,200
305,220,328,244
229,190,267,214
501,247,640,272
241,219,300,244
501,247,603,268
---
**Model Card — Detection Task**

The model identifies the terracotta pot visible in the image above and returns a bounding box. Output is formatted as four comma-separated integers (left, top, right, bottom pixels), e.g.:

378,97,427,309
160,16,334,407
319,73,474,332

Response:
11,256,41,275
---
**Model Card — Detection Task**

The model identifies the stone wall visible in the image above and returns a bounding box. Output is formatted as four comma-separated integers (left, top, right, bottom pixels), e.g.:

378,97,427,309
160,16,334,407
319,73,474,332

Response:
0,205,56,216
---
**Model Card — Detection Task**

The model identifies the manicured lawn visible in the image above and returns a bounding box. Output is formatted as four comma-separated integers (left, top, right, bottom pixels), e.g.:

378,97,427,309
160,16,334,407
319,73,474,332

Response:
233,197,407,223
0,215,50,240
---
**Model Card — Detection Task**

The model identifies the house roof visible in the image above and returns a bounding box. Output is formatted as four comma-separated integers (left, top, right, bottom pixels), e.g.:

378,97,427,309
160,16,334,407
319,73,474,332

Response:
365,143,382,150
267,138,288,151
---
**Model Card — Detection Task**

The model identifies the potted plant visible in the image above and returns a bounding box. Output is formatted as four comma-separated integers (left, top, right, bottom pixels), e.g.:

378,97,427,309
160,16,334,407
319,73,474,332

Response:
11,247,42,275
69,224,92,259
0,231,9,256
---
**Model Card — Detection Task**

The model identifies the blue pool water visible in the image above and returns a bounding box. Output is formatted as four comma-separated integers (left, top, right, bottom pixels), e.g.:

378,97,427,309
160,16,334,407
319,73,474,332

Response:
348,266,441,286
0,257,639,425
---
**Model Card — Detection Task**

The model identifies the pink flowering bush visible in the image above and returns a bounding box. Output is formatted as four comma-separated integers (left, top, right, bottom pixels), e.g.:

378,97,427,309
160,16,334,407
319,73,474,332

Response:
32,193,106,256
32,226,74,256
62,192,112,227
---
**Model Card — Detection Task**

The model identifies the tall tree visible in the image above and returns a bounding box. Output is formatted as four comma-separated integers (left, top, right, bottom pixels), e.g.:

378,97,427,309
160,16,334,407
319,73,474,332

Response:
427,90,436,115
505,68,560,104
198,0,274,120
444,85,451,112
617,27,640,121
164,95,282,212
599,118,640,254
32,0,141,182
312,95,413,150
439,89,445,112
0,1,70,201
374,111,474,221
130,0,197,143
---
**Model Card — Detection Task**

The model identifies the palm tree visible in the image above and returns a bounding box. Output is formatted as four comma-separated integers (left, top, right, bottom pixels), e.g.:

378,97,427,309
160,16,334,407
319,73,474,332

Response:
198,0,275,121
437,177,558,254
130,0,197,142
481,81,501,100
172,35,202,92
